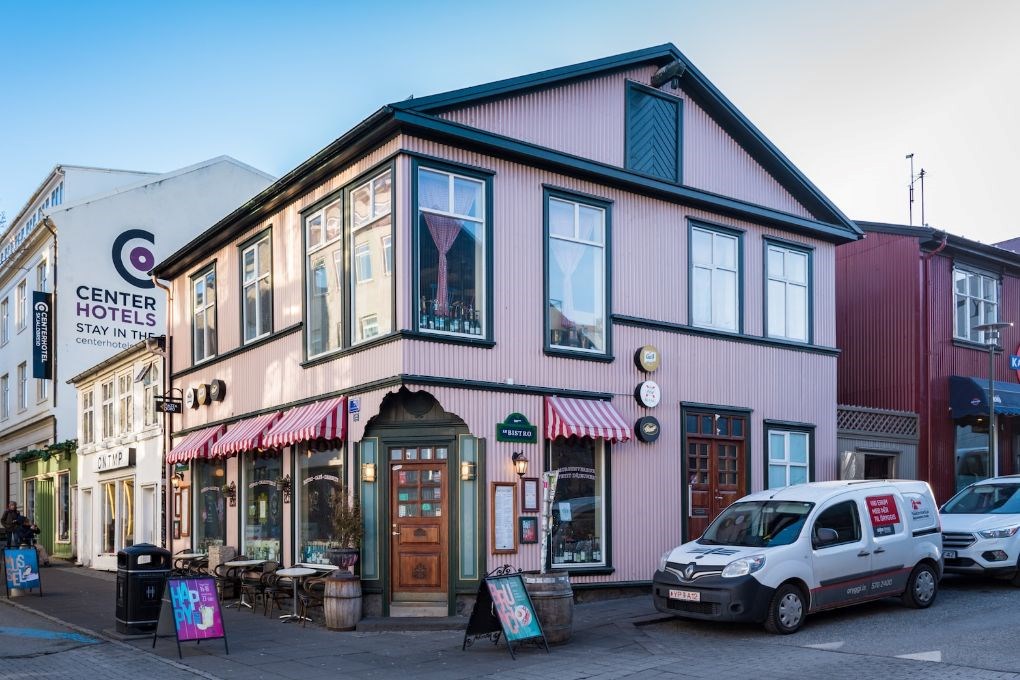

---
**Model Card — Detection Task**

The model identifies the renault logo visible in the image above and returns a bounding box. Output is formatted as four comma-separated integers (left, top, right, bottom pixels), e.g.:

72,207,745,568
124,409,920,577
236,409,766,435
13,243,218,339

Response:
683,564,696,580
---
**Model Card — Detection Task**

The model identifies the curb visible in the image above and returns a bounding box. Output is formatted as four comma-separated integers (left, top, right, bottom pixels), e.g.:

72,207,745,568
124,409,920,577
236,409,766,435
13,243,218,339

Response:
0,596,221,679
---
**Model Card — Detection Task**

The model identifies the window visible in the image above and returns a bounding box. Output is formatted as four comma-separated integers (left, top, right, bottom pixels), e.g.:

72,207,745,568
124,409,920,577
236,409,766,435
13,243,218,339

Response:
382,235,393,276
305,198,342,357
24,478,35,525
118,372,133,434
101,379,114,439
192,266,217,362
142,360,159,427
101,478,135,554
545,191,609,354
812,500,862,548
15,280,26,331
359,314,380,340
549,438,606,568
17,363,26,411
57,472,70,542
625,82,682,183
955,422,990,492
1,298,8,344
766,242,810,342
297,445,344,564
767,428,811,489
690,224,740,332
351,169,393,345
36,378,47,403
954,267,999,343
102,481,116,553
121,478,134,549
82,390,95,445
241,234,272,343
243,452,283,561
194,460,227,552
1,374,8,420
36,258,48,292
415,165,488,338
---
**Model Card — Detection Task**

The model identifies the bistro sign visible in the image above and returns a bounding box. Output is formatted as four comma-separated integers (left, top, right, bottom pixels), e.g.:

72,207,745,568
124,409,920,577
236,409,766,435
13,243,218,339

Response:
497,413,537,443
93,448,135,473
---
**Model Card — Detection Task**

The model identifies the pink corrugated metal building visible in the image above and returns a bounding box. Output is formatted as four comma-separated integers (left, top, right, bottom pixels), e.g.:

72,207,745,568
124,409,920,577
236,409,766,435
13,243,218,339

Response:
153,44,860,617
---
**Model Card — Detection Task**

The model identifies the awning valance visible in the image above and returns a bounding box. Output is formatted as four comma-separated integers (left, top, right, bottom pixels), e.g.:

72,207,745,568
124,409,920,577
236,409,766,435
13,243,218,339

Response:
949,376,1020,418
167,425,226,464
263,397,346,450
209,412,283,458
545,396,631,442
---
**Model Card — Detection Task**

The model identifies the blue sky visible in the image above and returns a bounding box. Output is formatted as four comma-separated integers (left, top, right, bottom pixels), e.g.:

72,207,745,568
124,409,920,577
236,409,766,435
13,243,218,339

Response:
2,0,1018,241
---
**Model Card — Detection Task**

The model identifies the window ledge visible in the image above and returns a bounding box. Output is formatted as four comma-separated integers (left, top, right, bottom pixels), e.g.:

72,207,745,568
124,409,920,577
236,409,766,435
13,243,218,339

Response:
544,347,614,363
402,330,495,349
301,331,404,368
952,338,1000,353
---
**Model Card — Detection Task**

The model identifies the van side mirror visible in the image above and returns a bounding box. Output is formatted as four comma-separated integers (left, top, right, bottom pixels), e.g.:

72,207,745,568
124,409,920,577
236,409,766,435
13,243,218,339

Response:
813,527,838,547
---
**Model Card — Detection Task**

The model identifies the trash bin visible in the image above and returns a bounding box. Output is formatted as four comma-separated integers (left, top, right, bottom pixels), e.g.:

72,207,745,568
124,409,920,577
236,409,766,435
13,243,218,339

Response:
116,543,171,634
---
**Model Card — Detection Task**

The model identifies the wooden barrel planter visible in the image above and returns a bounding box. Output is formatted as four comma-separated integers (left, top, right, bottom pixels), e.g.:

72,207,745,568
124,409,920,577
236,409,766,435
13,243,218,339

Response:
523,573,574,644
324,573,362,631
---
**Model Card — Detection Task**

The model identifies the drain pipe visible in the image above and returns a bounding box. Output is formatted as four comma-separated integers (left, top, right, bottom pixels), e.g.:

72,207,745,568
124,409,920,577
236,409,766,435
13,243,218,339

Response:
920,232,948,495
151,275,173,550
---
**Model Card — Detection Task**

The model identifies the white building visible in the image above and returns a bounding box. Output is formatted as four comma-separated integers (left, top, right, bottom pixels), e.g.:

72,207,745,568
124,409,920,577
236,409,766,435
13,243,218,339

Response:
0,157,273,560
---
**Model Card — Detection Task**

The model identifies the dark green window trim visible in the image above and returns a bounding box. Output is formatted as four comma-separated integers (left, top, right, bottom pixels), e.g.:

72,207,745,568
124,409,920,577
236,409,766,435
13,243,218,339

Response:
299,330,404,370
613,314,839,356
762,236,813,345
173,322,301,380
399,329,495,350
238,226,274,345
543,186,613,362
189,261,218,366
624,80,682,184
543,437,613,573
687,219,744,335
763,420,816,489
410,157,495,343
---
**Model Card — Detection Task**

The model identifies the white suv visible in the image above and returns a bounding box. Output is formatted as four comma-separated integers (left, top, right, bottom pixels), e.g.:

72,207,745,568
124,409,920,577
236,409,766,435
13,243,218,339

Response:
941,475,1020,585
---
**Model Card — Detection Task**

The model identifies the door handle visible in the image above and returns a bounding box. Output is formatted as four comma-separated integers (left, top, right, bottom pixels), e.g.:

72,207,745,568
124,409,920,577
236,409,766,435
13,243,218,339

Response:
857,550,871,557
873,547,886,554
392,523,400,537
714,496,724,501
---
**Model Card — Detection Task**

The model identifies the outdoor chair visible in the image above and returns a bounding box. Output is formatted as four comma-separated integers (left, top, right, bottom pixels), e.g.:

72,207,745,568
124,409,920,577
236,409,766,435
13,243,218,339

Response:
240,560,278,614
262,571,294,617
298,575,327,627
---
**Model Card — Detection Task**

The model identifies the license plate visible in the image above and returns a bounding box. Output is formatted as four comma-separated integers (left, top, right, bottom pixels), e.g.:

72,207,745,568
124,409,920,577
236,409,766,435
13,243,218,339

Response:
944,549,957,559
669,589,701,602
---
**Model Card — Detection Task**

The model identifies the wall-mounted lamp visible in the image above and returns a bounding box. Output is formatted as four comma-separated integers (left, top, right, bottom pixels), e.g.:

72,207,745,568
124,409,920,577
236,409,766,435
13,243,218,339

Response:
362,463,377,483
278,474,292,503
511,451,529,479
223,481,237,506
170,472,185,489
460,461,476,481
214,467,225,478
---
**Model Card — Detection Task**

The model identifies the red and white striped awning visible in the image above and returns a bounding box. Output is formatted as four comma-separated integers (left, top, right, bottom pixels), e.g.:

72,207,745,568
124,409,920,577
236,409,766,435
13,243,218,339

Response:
209,412,284,458
263,397,346,449
545,396,631,442
167,424,226,464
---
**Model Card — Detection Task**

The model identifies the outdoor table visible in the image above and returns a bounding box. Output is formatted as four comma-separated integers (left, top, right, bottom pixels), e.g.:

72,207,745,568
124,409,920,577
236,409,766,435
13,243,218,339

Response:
223,559,267,609
295,562,340,573
275,567,316,623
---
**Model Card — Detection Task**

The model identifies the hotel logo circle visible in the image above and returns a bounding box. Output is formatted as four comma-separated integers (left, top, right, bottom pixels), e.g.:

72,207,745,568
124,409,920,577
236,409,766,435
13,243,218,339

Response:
112,229,156,289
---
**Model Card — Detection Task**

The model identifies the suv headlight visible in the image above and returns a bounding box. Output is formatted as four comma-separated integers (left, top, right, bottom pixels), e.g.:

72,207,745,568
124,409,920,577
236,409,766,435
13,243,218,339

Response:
721,554,766,578
978,525,1020,539
658,550,672,572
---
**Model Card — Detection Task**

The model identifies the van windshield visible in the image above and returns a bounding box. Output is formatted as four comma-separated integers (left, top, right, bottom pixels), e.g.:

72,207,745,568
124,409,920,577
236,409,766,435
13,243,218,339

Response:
699,501,814,548
942,484,1020,515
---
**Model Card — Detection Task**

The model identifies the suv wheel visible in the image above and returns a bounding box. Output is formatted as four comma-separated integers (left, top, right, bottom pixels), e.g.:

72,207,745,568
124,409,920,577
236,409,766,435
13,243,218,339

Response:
1010,558,1020,587
902,563,938,608
763,583,805,634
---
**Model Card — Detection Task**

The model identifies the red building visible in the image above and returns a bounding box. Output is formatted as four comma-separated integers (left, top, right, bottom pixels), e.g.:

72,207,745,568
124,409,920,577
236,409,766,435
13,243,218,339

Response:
837,222,1020,502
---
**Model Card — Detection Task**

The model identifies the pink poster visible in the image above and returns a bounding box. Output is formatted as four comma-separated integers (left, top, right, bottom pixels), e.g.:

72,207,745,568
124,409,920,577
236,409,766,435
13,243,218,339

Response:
168,577,225,641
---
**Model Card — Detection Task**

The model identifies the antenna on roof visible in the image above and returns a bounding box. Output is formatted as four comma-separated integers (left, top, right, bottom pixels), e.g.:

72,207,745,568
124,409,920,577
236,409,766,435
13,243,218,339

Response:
906,154,927,227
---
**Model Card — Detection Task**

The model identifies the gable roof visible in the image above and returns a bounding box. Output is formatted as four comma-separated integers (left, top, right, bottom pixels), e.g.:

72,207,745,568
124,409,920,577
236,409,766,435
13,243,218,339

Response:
392,43,859,236
856,220,1020,272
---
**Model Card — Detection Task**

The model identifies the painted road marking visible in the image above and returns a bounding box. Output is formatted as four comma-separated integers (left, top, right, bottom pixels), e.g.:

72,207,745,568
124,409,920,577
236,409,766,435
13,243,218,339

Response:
0,626,99,644
805,641,845,650
896,650,942,662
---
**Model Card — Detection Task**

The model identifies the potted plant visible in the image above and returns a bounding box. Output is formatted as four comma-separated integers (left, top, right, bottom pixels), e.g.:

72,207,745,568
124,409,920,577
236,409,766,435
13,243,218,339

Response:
326,486,362,570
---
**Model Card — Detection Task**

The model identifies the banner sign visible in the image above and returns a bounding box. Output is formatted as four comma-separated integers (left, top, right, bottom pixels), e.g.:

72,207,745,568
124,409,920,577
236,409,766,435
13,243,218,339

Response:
3,547,41,595
32,292,52,379
463,569,548,659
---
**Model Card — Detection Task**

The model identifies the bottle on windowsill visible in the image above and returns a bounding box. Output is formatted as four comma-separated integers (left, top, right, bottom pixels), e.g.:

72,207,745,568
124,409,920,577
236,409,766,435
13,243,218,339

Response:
592,536,601,562
564,538,575,563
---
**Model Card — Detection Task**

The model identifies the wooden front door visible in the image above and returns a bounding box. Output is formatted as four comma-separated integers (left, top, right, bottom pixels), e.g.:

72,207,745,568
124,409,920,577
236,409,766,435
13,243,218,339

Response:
685,412,746,539
389,446,448,601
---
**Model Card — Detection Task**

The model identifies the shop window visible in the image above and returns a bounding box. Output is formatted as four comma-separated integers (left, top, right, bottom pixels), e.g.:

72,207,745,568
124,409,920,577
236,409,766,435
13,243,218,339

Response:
194,460,227,552
351,169,393,345
954,267,999,343
101,379,114,439
545,190,609,355
121,478,134,548
241,233,272,343
955,422,990,492
296,444,344,564
306,197,342,357
765,241,810,342
415,164,488,338
767,428,811,489
117,372,133,434
57,473,70,543
82,390,95,445
548,438,606,569
690,223,740,332
243,453,283,561
102,481,116,553
192,265,217,363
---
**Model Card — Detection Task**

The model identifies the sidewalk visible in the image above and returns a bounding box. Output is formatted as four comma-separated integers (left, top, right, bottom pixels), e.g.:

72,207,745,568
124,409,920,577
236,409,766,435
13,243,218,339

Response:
0,560,662,679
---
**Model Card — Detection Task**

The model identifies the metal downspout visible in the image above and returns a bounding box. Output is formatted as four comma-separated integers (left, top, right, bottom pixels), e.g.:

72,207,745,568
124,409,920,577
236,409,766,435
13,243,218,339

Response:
151,275,172,550
921,233,948,493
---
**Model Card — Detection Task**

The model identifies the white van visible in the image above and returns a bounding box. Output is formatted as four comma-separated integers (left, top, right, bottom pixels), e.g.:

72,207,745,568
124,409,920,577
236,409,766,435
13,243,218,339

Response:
652,480,943,634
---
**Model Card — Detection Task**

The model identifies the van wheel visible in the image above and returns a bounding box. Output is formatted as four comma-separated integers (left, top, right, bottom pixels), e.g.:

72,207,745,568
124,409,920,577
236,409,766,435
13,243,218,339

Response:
763,583,805,634
902,563,938,608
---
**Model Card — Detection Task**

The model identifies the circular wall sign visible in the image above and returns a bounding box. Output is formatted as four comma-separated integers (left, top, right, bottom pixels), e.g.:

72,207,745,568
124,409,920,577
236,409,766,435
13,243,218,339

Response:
634,345,661,373
635,380,661,408
185,388,199,409
635,416,661,443
210,379,227,402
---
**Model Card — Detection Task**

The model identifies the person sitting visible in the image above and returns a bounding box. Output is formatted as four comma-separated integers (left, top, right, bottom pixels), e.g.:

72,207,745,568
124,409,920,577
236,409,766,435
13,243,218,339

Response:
14,517,49,566
1,502,19,548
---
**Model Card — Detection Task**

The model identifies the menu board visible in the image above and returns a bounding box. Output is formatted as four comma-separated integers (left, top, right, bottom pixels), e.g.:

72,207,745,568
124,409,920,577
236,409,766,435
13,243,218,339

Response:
3,548,41,595
463,571,549,659
167,577,225,641
492,483,517,553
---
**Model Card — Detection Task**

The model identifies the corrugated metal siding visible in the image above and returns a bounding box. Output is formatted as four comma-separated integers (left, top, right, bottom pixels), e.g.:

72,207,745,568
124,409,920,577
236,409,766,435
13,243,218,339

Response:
836,436,918,480
440,69,813,219
836,232,919,411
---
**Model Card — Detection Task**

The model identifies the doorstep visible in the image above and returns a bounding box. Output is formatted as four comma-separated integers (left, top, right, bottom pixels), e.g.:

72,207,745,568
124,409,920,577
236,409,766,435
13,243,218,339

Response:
357,616,467,632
